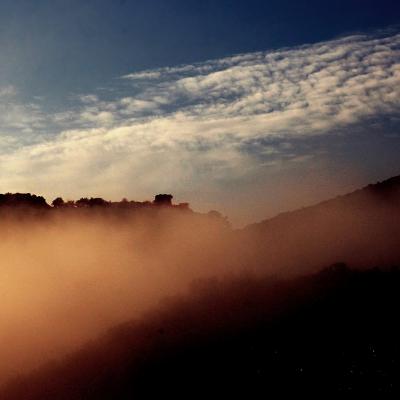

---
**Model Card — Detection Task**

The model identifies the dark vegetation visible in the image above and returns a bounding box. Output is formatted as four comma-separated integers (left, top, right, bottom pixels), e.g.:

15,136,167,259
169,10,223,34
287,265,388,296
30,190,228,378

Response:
0,192,230,230
1,175,400,397
0,193,49,209
0,192,228,226
1,265,400,398
0,192,190,212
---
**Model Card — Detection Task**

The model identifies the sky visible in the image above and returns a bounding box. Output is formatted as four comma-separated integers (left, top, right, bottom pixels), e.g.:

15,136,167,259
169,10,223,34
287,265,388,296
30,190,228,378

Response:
0,0,400,225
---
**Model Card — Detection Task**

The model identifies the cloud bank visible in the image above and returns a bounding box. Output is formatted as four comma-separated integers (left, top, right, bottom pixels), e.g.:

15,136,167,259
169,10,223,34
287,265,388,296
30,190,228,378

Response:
0,30,399,222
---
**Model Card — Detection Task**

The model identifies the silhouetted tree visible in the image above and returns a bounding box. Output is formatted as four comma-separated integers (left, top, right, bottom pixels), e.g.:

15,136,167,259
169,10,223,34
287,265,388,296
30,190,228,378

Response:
177,202,190,210
154,194,173,206
207,210,231,228
52,197,65,208
88,197,109,207
76,197,109,207
0,193,49,208
76,198,90,207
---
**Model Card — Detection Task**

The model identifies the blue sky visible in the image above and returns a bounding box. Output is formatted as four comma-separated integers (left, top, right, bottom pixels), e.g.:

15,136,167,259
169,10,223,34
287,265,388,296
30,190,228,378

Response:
0,1,400,224
1,0,399,101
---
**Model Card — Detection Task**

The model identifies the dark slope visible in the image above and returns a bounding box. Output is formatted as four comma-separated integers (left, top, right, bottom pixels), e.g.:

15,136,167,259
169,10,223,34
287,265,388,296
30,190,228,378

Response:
241,175,400,276
1,266,400,398
248,175,400,231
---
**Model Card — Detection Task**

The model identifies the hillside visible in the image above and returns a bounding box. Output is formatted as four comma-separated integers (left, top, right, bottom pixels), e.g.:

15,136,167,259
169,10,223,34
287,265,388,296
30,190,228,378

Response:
1,265,400,398
248,175,400,231
241,175,400,276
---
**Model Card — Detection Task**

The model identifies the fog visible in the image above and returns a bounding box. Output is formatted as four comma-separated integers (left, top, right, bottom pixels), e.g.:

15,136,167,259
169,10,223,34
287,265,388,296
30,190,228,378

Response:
1,179,400,387
0,210,241,384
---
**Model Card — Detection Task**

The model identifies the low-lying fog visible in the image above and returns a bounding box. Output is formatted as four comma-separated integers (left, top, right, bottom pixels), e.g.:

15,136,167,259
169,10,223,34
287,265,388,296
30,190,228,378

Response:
0,210,239,384
1,186,400,385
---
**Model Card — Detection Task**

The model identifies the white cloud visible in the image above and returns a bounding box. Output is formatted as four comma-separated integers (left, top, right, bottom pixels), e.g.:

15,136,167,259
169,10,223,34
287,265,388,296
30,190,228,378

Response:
0,85,47,140
79,94,99,104
121,71,162,80
0,85,17,97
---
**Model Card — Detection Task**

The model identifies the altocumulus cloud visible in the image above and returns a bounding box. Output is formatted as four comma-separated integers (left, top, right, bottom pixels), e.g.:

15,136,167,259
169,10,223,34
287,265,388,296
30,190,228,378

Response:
0,30,399,213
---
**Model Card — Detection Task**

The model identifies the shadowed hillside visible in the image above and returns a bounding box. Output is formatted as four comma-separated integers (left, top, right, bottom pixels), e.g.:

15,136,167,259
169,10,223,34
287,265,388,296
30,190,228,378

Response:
1,265,400,398
241,175,400,276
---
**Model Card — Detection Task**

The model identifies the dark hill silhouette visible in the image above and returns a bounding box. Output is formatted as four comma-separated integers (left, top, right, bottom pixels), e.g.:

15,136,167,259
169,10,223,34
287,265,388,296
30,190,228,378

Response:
1,265,400,398
240,175,400,276
247,174,400,231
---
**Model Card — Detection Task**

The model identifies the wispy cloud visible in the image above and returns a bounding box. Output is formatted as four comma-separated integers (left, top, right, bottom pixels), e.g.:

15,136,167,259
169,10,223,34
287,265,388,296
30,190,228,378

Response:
0,86,46,133
0,30,399,216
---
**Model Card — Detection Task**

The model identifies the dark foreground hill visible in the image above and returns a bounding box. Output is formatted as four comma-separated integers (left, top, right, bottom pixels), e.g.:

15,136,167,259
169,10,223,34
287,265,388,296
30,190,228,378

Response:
1,265,400,398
